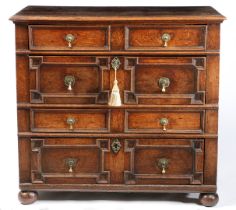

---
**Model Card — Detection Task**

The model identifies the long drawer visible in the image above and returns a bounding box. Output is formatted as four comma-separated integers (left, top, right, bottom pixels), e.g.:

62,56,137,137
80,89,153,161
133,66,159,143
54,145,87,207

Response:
29,55,206,105
29,138,204,185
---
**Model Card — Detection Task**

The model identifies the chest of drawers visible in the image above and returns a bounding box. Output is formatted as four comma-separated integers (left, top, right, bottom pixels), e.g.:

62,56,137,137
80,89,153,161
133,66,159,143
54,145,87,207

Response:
10,6,225,206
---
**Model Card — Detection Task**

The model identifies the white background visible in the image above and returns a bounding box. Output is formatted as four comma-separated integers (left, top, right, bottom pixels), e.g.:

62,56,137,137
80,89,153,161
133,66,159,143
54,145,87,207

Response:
0,0,235,209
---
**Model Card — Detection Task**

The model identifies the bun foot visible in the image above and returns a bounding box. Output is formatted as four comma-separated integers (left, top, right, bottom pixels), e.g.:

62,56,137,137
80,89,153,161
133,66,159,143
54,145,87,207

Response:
199,193,219,207
18,191,38,205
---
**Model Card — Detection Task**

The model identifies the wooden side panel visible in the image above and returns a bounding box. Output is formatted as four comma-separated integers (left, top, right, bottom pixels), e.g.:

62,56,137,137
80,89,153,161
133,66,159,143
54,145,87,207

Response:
15,24,28,50
206,55,219,104
204,138,217,185
16,55,29,102
207,24,220,50
19,138,31,183
205,110,218,134
17,109,30,132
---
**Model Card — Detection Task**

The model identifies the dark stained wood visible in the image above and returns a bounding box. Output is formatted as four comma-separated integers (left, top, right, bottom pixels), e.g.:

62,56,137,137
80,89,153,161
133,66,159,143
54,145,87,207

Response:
11,6,224,206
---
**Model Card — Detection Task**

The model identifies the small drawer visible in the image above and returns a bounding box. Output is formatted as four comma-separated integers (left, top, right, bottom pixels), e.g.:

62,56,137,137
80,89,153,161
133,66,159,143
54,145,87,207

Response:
125,109,204,133
29,25,110,51
29,56,110,104
30,138,110,184
30,109,110,133
124,138,204,185
125,25,206,51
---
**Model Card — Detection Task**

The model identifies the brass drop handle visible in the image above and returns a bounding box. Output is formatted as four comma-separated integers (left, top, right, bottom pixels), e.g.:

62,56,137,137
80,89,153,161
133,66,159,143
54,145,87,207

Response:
65,158,77,173
65,34,75,48
157,158,169,174
67,117,75,130
64,75,75,91
111,139,121,154
158,77,170,93
160,118,169,131
161,33,171,47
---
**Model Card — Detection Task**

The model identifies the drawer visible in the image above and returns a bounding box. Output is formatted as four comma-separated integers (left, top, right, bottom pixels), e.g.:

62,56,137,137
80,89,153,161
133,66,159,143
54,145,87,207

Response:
124,56,206,105
125,25,206,51
29,25,110,51
30,138,110,184
124,138,204,185
125,109,204,133
29,56,110,104
30,109,110,133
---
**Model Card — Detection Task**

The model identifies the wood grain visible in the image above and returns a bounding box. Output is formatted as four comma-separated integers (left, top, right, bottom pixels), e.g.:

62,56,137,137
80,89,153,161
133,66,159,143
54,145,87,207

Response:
11,6,224,205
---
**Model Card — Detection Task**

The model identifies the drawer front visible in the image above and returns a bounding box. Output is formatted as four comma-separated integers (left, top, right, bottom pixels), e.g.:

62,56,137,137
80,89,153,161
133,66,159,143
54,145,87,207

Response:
29,25,110,51
125,109,204,133
125,25,206,51
124,57,206,105
29,56,110,104
30,138,110,184
124,139,204,185
30,109,110,133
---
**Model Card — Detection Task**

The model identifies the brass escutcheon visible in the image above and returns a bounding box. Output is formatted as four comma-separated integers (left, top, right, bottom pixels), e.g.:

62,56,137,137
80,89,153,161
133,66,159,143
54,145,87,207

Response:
111,57,121,71
111,139,121,153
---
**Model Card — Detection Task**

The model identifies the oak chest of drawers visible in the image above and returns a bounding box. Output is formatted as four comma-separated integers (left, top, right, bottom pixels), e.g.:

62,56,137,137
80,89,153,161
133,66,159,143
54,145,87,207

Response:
10,6,225,206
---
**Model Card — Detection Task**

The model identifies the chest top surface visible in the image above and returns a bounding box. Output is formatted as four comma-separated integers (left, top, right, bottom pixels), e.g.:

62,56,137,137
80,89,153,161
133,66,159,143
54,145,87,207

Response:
10,6,225,23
